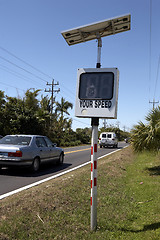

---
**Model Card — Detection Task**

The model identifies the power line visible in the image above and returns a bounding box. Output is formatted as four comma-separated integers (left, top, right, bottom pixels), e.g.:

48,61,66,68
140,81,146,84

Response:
148,0,159,110
0,55,48,83
0,46,77,105
63,112,91,127
72,117,91,127
0,46,76,99
67,116,91,127
149,0,152,102
59,89,74,102
154,55,160,99
0,64,44,88
0,81,24,92
59,82,75,96
0,46,52,80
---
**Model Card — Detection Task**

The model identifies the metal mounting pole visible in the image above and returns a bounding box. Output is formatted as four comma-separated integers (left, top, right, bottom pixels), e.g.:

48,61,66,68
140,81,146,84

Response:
91,34,101,231
96,33,102,68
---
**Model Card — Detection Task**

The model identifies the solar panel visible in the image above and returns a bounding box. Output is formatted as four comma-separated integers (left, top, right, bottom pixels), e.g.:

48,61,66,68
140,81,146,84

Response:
61,14,131,46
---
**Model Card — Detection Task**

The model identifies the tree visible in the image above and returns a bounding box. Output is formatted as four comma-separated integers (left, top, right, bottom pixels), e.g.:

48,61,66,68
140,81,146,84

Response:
99,126,129,141
0,88,90,147
3,95,40,135
2,89,48,135
24,89,40,111
55,97,73,119
76,128,91,144
37,95,52,135
131,107,160,151
55,97,73,131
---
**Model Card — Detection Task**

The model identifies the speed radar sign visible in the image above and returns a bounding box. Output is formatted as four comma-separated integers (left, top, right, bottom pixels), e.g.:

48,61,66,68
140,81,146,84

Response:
75,68,119,119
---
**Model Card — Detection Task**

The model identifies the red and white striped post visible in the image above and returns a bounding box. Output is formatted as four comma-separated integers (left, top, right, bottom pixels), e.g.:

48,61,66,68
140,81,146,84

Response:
91,117,99,231
90,34,101,231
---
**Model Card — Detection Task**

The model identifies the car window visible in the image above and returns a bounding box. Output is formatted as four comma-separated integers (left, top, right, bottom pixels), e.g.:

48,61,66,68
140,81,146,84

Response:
0,136,31,145
102,134,106,138
44,137,53,147
36,137,47,147
107,134,112,138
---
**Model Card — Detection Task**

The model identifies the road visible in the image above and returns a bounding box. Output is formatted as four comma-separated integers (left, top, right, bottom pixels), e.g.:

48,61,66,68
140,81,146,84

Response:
0,142,128,198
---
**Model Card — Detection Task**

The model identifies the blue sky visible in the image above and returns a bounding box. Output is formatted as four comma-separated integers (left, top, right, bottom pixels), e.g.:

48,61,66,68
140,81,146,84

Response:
0,0,159,131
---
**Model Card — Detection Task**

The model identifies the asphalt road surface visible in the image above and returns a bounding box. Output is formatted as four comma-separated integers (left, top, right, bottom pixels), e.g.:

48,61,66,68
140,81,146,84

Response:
0,142,128,197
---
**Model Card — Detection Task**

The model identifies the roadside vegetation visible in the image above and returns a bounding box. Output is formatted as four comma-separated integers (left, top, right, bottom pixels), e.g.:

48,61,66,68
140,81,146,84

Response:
0,89,129,147
99,126,130,141
1,146,160,239
0,89,91,146
131,106,160,151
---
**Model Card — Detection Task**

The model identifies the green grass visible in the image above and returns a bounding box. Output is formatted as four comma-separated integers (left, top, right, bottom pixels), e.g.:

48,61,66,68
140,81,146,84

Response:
1,147,160,239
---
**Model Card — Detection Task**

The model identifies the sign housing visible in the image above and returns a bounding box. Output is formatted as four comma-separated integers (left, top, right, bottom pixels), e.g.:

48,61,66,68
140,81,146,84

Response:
75,68,119,119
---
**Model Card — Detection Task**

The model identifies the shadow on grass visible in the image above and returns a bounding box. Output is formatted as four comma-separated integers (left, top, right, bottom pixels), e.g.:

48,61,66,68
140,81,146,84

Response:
146,165,160,176
121,222,160,233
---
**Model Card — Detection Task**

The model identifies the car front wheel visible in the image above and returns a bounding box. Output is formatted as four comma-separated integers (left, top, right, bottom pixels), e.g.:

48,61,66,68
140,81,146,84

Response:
58,153,64,165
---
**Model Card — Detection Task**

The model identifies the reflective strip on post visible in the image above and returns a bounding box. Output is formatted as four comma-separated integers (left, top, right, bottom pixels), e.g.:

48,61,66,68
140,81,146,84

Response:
91,122,98,231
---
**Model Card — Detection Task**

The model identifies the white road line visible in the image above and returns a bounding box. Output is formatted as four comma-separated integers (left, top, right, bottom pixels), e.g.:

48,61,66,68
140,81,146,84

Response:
0,146,128,200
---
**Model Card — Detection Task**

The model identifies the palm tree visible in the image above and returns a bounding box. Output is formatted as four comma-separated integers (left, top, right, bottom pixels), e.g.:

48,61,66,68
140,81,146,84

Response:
55,97,73,131
131,106,160,151
55,97,73,119
24,89,40,111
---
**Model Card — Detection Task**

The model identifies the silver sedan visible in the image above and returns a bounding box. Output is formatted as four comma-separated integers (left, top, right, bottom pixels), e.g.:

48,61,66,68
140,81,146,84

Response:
0,135,64,172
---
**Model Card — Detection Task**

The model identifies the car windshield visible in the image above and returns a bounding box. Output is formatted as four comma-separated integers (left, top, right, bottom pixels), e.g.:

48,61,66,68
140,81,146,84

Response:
0,136,31,145
107,134,112,138
102,134,106,138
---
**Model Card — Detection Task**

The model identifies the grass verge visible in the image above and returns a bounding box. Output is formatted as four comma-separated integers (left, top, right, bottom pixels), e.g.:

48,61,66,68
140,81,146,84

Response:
1,147,160,239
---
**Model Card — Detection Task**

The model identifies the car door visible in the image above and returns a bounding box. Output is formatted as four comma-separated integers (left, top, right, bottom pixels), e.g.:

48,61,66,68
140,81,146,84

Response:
35,137,50,162
107,133,112,145
101,133,107,144
44,137,59,161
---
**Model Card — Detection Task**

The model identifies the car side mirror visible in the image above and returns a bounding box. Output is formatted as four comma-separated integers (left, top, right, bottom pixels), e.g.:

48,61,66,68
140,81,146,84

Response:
53,143,57,147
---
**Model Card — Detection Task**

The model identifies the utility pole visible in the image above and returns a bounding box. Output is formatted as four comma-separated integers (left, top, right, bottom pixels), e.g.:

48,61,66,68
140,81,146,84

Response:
103,119,107,128
149,99,159,110
45,79,60,114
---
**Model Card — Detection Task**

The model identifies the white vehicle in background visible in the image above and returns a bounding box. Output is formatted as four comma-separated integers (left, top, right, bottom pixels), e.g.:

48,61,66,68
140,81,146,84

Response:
99,132,118,148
